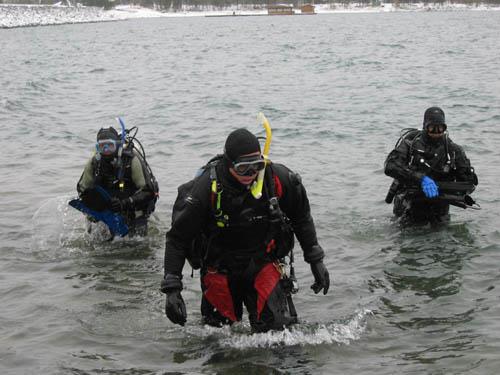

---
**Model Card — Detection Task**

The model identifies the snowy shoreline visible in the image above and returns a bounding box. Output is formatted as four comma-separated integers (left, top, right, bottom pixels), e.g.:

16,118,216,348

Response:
1,3,500,29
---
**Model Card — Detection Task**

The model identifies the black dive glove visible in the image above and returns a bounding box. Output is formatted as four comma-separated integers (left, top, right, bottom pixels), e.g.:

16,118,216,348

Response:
310,261,330,295
161,274,187,326
110,197,133,213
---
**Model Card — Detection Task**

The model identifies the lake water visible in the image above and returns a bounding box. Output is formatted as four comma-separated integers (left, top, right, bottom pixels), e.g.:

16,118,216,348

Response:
1,10,500,374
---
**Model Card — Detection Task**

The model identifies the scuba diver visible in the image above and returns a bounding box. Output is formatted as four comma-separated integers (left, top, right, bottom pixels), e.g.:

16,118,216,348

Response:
161,120,330,332
384,107,478,225
75,120,159,237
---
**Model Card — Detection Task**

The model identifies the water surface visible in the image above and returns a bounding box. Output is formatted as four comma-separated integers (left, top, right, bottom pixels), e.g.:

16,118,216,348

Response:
1,10,500,374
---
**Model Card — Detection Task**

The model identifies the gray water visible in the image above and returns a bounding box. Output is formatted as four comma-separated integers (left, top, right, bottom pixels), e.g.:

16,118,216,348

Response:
1,10,500,374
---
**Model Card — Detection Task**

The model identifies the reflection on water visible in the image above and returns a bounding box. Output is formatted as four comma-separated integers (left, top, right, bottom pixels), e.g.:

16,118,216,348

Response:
379,222,476,296
370,222,484,368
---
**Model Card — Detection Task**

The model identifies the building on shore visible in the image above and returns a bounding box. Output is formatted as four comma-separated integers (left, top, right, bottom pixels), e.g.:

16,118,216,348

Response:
300,4,315,14
267,4,294,15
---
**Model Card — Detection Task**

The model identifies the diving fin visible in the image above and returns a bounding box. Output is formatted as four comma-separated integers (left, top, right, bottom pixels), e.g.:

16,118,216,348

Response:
69,199,129,237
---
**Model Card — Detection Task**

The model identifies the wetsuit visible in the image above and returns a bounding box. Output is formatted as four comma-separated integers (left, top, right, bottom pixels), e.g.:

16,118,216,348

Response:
164,160,325,332
384,130,477,224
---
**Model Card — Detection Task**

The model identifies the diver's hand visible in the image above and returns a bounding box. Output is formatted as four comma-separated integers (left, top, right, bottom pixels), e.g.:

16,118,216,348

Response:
165,291,187,326
421,176,439,198
110,197,123,212
110,197,133,212
161,274,186,326
310,261,330,295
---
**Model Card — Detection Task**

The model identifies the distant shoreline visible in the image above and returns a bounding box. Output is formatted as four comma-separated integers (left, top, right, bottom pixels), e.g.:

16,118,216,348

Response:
2,3,500,29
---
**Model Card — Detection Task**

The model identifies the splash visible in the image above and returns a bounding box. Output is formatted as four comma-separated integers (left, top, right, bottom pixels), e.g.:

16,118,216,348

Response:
188,308,371,349
31,195,84,257
30,194,160,259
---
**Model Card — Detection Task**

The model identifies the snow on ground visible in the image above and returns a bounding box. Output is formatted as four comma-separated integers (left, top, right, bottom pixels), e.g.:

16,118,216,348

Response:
1,3,500,29
0,4,166,28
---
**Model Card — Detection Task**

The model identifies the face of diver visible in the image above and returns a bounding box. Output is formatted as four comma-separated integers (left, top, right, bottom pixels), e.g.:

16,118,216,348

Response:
228,151,263,186
96,139,119,157
425,123,447,140
96,127,120,160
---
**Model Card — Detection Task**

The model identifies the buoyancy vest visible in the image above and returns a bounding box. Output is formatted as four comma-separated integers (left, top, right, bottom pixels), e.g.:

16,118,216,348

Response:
92,146,159,212
184,156,294,270
92,153,136,199
400,129,457,180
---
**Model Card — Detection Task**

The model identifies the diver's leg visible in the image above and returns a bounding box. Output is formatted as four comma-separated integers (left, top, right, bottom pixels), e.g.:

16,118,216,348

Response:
200,269,240,327
401,200,430,226
86,217,93,234
245,262,297,333
431,203,451,226
130,215,148,237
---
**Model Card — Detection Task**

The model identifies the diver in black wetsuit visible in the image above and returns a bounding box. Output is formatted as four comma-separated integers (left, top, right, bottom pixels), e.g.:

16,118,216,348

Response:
384,107,478,225
161,128,330,332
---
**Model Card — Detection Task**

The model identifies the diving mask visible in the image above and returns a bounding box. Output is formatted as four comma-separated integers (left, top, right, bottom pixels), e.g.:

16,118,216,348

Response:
96,139,120,156
426,123,447,134
232,156,266,176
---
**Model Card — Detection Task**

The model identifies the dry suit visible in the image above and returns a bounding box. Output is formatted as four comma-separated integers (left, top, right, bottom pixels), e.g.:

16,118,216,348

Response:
384,129,477,224
163,158,326,332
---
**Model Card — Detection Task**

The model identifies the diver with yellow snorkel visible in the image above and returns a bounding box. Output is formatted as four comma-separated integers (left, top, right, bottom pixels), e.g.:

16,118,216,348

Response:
161,114,330,332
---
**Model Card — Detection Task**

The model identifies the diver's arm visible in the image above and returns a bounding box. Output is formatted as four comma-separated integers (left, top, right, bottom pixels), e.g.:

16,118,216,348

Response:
161,176,213,328
275,164,329,294
275,164,324,264
164,234,188,277
77,158,95,196
164,175,211,276
453,145,478,186
128,156,155,208
384,140,424,184
162,176,211,328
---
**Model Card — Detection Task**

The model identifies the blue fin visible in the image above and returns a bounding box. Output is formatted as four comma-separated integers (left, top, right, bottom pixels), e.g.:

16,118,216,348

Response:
69,199,129,237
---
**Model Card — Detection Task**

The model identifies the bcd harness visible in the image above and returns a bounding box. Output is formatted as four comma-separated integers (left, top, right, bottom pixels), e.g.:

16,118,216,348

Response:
386,129,454,204
397,128,456,174
205,157,293,253
92,139,159,213
385,129,478,209
204,157,298,318
193,156,298,287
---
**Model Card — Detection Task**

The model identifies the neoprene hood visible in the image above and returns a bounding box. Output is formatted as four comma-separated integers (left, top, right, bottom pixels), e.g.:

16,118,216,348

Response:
97,127,120,141
423,107,446,128
224,128,261,162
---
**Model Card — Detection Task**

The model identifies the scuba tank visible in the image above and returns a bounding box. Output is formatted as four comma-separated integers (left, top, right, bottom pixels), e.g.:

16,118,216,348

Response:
116,117,159,202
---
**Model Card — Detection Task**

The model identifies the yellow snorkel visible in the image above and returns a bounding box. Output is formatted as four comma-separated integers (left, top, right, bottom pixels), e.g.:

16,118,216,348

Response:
250,112,272,199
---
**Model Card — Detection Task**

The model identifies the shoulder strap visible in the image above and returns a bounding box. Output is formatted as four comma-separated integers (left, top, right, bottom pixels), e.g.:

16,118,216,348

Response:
91,156,99,176
264,165,286,219
91,156,108,182
265,164,284,199
207,157,227,228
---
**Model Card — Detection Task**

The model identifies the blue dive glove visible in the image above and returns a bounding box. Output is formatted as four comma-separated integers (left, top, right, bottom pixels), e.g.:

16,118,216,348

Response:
421,176,439,198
